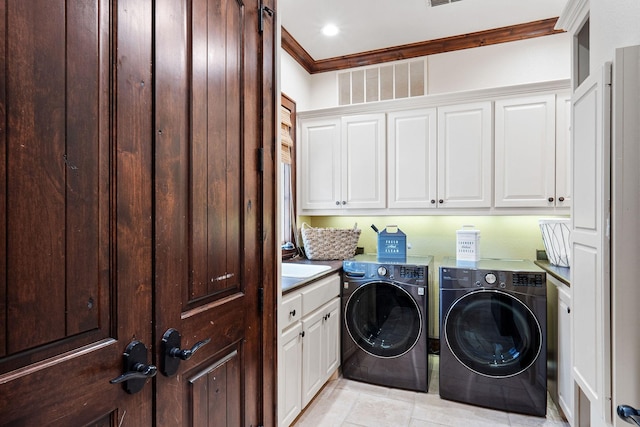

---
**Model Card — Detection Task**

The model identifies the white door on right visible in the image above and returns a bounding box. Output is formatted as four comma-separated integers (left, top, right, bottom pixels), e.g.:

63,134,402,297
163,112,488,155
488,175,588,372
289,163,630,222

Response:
571,62,612,424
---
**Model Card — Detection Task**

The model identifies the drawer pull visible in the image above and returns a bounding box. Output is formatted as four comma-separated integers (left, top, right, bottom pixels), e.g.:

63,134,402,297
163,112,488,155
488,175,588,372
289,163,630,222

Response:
289,309,296,317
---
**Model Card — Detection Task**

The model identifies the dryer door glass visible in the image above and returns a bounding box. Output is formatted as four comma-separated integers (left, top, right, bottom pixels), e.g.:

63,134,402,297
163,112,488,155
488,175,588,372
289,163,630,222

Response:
444,290,542,378
344,282,422,358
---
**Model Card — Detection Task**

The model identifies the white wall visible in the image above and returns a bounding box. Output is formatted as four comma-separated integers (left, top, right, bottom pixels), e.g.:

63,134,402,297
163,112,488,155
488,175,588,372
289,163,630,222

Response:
591,0,640,70
280,52,313,110
428,33,570,94
280,33,571,111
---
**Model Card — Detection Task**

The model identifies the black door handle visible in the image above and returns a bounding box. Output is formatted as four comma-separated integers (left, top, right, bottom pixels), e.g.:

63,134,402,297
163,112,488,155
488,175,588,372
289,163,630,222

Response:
618,405,640,426
161,328,211,376
110,340,157,394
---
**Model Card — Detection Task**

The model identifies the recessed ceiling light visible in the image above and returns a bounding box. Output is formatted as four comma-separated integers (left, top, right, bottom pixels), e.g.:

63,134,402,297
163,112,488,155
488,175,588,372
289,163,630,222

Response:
321,24,339,36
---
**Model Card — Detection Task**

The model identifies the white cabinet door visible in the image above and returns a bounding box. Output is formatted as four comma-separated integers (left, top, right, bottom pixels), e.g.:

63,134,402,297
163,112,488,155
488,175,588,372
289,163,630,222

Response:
555,93,572,207
301,306,326,407
341,114,386,209
557,283,574,426
494,94,556,207
437,102,492,208
388,108,437,209
571,64,612,421
299,118,341,210
280,322,303,427
299,114,385,212
322,298,341,378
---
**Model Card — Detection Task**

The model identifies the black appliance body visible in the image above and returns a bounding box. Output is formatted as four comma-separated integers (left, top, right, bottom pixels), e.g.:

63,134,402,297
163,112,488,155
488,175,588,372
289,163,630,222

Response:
439,258,547,416
342,255,433,392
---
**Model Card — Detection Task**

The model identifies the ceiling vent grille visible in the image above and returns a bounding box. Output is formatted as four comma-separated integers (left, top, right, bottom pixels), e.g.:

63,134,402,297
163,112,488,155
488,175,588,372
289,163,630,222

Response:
426,0,463,7
337,59,426,106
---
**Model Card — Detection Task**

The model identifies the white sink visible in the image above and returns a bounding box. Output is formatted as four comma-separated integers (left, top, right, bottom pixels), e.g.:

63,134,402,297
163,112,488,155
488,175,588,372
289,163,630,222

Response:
282,263,331,278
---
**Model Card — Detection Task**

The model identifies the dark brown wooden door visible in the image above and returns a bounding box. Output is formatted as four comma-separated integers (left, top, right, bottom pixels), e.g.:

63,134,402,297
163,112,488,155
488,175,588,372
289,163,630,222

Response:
153,0,276,424
0,0,275,426
0,0,154,425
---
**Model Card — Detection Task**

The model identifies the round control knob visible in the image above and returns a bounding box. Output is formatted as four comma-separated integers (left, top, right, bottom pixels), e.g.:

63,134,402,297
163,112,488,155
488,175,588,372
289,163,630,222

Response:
485,273,497,285
377,266,387,276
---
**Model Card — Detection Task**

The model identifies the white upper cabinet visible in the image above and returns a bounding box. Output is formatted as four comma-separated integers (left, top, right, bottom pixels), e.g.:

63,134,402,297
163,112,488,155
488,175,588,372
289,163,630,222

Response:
437,102,493,208
387,108,437,209
297,81,570,215
298,114,386,212
299,117,341,210
341,114,386,209
494,94,556,207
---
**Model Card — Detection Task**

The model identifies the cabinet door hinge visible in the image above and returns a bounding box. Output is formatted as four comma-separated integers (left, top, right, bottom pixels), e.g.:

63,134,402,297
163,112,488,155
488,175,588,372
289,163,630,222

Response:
259,1,274,33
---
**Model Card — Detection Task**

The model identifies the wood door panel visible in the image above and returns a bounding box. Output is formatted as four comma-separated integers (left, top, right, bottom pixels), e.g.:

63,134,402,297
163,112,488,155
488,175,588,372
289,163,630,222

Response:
1,0,154,424
190,0,243,301
188,348,242,426
2,0,109,363
154,0,267,424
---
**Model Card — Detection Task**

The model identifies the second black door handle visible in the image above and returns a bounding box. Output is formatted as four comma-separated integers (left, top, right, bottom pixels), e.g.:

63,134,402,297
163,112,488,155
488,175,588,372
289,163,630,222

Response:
161,328,211,376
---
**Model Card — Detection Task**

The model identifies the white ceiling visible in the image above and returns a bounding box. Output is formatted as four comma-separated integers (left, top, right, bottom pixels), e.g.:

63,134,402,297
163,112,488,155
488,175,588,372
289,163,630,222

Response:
279,0,568,61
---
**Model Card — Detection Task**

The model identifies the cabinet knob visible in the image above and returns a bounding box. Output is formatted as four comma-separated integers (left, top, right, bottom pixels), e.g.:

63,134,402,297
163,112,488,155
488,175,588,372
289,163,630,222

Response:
335,201,340,206
299,331,305,338
559,196,565,202
548,197,554,202
438,199,444,204
567,306,571,314
341,201,346,205
289,309,296,317
430,199,436,204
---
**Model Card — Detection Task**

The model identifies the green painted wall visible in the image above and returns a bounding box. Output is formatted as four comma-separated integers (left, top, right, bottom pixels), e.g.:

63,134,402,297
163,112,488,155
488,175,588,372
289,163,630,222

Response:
299,214,567,337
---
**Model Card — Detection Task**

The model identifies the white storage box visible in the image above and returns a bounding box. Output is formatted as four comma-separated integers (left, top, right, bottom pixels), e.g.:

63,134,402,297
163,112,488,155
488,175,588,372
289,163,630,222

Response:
456,225,480,262
539,218,571,267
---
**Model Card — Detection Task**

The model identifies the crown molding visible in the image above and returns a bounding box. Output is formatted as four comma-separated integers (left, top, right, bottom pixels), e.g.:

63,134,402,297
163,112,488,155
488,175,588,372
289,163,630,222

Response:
282,18,565,74
556,0,589,34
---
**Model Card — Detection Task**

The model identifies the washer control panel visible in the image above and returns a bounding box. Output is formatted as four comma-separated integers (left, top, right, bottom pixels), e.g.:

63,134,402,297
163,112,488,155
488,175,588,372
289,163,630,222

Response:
343,260,428,285
441,267,545,291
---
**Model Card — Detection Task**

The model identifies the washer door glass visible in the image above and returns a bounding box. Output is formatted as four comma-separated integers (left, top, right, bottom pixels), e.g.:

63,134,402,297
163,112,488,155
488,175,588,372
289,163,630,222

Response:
345,281,422,358
444,290,542,378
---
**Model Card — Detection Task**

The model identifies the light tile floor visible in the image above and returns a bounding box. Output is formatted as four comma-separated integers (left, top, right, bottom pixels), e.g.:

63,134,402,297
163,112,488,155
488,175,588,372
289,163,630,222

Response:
293,355,569,427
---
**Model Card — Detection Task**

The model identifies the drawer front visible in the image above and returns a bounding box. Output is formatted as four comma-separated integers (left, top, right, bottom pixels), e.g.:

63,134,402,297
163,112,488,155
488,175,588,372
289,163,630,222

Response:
301,274,340,316
281,292,302,330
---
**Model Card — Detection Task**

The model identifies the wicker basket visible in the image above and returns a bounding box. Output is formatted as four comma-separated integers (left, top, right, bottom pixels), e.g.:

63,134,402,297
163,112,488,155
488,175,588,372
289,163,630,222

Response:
301,223,361,260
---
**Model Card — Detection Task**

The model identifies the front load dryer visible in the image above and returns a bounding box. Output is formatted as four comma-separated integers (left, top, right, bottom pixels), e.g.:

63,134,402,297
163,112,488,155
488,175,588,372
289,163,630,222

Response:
439,257,547,416
342,255,433,392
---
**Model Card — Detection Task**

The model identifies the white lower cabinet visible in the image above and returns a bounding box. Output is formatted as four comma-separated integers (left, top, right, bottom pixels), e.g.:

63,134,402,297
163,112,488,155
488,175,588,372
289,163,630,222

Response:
547,273,574,426
301,298,340,406
279,274,341,426
556,281,573,425
280,322,303,426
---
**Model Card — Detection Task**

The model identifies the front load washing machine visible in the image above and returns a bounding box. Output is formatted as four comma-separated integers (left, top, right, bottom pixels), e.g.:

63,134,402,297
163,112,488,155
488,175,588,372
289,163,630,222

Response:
341,255,433,392
439,257,547,416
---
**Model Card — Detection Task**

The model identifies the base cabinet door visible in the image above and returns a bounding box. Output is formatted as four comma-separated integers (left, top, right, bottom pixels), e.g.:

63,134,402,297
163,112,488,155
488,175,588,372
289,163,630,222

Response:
301,305,326,406
557,283,574,425
323,299,341,378
280,322,303,427
301,298,340,407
